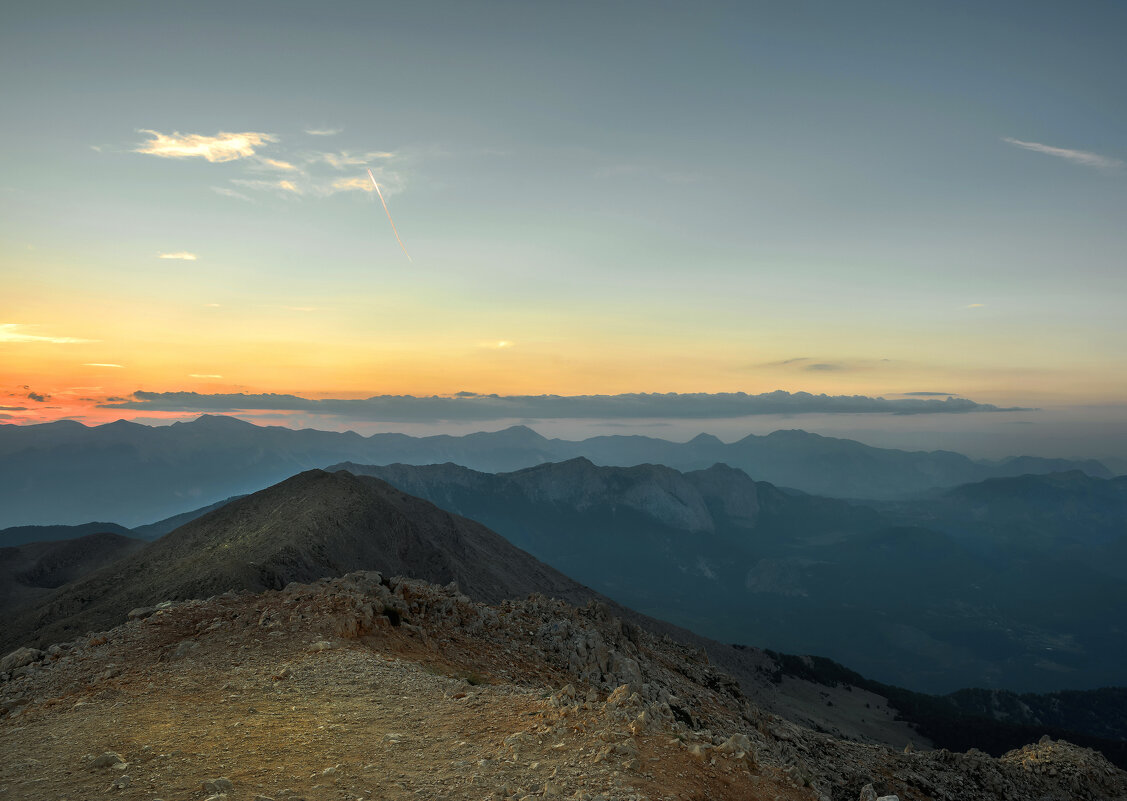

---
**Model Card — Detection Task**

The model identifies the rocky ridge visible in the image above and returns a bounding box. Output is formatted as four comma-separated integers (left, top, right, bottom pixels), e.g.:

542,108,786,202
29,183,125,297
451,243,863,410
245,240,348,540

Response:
3,572,1123,801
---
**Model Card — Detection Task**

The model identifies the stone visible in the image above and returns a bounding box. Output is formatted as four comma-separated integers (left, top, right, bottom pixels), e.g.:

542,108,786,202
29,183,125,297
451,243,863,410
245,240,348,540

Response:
203,777,234,793
858,784,878,801
717,733,752,755
0,647,43,673
89,752,125,769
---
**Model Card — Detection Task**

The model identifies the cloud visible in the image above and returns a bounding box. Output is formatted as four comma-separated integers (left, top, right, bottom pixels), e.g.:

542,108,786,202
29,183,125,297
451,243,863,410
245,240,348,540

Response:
99,390,1034,421
0,323,96,344
189,374,223,379
135,130,277,162
211,186,254,202
902,391,957,397
305,128,341,136
766,358,860,372
84,363,124,368
965,303,985,309
0,405,27,411
28,392,49,402
258,158,297,171
1002,138,1122,170
231,178,302,195
316,150,394,170
158,252,198,261
329,177,373,193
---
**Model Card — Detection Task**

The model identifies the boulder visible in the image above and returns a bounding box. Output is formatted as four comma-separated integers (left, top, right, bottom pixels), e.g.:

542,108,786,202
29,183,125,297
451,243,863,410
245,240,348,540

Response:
0,647,43,673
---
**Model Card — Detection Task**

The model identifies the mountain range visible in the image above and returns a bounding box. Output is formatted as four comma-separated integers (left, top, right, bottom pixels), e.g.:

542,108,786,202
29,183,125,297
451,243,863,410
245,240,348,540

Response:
0,415,1111,528
330,458,1127,695
4,466,1126,768
1,468,928,750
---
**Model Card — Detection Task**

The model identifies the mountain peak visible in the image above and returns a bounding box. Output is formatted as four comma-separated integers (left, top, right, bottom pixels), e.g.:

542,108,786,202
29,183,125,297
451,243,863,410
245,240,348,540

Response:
100,419,147,430
465,425,548,446
182,414,257,429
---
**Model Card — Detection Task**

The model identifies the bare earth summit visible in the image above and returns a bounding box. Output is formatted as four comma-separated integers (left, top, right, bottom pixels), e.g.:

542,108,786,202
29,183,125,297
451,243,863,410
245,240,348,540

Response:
2,572,1125,801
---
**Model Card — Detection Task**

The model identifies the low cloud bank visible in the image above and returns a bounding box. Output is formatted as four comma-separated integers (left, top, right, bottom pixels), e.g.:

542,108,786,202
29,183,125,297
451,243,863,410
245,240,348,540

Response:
98,390,1033,422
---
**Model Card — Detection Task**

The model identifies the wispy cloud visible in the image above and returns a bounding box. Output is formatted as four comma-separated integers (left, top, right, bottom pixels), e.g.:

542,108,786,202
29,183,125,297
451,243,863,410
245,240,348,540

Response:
478,340,514,349
84,363,124,368
0,323,96,344
258,157,298,171
902,391,956,397
317,150,394,170
135,130,277,162
231,178,302,195
329,177,373,193
189,374,223,379
305,128,341,136
100,389,1034,420
965,303,985,309
1002,138,1122,170
211,186,254,202
158,251,198,261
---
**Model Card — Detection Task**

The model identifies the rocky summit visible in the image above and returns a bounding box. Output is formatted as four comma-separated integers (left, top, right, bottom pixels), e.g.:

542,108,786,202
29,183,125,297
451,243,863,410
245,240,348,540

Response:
2,572,1123,801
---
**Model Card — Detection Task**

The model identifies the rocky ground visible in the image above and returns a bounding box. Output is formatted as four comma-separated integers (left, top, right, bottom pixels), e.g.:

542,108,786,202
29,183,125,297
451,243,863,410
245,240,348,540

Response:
2,572,1125,801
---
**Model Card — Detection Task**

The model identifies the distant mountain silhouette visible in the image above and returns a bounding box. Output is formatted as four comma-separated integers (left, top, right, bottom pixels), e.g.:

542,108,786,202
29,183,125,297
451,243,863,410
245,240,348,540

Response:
0,416,1110,528
0,531,145,613
334,459,1127,694
0,521,135,548
873,471,1127,581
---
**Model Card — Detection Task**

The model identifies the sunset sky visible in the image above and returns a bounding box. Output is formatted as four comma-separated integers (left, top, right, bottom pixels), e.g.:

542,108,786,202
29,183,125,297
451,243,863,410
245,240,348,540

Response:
2,2,1125,460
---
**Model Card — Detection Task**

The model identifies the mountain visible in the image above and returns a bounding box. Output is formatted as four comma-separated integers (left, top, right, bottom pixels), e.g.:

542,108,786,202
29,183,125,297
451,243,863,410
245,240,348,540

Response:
6,572,1125,801
333,459,1127,694
1,469,591,651
6,468,1126,769
870,471,1127,581
0,531,146,613
1,468,932,750
945,686,1127,743
128,494,247,541
0,416,1110,528
0,522,135,548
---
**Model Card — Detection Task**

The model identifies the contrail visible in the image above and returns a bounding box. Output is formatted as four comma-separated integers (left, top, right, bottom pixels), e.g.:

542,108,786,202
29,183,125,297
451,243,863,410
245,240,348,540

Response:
367,168,412,262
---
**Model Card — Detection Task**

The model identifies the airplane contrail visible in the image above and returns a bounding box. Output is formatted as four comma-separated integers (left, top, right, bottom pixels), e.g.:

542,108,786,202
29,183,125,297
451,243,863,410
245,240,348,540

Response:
367,168,412,262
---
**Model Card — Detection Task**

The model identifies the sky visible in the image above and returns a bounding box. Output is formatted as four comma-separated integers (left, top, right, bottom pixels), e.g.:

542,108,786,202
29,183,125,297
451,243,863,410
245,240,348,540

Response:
1,1,1125,461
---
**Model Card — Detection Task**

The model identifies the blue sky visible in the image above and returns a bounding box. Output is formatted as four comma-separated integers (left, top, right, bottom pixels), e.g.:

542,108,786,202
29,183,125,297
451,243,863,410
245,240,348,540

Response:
1,1,1125,459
